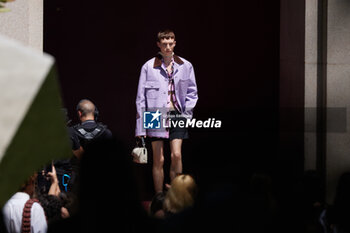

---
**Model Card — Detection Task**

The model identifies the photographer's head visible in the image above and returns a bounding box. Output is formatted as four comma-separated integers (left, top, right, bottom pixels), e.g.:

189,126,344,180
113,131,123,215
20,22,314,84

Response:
19,173,38,197
76,99,96,122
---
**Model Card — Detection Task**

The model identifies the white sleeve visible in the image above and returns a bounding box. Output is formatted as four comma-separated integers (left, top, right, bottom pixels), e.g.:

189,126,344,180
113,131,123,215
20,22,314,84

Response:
2,203,13,233
31,203,48,233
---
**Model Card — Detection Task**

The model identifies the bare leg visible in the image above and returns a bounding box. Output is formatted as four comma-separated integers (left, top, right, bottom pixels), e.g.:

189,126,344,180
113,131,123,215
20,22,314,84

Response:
170,139,183,181
152,140,164,193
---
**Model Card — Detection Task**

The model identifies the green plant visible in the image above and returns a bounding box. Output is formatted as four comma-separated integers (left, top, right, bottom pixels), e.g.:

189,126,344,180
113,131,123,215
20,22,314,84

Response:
0,0,14,13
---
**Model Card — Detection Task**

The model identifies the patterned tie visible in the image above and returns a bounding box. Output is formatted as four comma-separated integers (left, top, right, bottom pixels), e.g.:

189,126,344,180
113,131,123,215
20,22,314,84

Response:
166,62,181,113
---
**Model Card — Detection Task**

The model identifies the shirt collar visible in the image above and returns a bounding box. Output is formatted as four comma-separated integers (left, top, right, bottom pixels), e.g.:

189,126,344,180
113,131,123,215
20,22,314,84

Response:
81,120,96,126
161,56,174,71
153,53,184,68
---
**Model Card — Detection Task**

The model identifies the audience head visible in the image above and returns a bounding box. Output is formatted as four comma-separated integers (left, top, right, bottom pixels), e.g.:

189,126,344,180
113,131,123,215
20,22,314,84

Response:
76,99,96,122
58,192,77,219
333,172,350,215
150,192,165,218
334,172,350,204
163,174,198,214
38,194,63,223
19,173,38,197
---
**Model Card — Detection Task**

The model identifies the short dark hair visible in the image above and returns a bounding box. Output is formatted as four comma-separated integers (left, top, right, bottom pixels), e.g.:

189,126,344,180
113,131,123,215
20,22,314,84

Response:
157,29,175,42
38,194,62,223
77,99,95,117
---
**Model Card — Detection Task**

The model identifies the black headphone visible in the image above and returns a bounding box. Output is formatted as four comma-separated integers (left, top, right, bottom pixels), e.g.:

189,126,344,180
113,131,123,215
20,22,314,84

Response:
76,99,99,121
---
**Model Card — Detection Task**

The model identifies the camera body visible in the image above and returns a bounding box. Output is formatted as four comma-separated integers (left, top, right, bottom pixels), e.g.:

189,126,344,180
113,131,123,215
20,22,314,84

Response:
36,160,75,194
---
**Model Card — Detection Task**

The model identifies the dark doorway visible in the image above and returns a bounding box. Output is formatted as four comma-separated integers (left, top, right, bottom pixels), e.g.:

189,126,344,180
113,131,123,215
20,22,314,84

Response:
44,0,283,200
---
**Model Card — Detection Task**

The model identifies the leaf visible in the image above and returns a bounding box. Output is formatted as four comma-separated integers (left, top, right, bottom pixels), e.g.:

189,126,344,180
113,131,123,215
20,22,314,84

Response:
0,8,10,12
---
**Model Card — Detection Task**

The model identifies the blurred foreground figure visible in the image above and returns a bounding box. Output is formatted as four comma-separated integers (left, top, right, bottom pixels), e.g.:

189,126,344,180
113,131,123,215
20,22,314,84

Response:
163,174,198,215
2,174,47,233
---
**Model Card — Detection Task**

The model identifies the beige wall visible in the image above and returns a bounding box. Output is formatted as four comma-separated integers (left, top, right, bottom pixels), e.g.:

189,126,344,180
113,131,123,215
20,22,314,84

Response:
0,0,43,51
305,0,350,203
304,0,318,171
326,0,350,203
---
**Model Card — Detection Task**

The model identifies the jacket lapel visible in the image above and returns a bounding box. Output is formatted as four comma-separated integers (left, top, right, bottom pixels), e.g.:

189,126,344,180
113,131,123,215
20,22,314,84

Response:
153,53,162,68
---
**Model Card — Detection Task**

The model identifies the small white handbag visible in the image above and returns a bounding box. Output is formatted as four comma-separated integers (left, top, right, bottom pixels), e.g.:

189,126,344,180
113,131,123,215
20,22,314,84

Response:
131,137,148,164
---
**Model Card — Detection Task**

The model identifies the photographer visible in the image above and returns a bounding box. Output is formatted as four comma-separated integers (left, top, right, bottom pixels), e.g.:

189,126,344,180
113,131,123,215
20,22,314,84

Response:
69,99,112,159
38,163,73,225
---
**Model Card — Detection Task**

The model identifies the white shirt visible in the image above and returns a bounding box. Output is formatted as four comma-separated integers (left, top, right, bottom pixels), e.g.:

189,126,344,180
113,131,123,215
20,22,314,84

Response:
2,192,47,233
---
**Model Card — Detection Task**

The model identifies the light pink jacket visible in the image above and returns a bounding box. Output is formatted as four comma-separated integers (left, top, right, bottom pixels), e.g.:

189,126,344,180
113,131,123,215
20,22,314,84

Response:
135,54,198,138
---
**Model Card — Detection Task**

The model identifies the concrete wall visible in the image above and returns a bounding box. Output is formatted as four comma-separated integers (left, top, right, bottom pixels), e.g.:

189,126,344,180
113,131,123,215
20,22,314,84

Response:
0,0,43,51
326,0,350,203
305,0,350,203
304,0,318,171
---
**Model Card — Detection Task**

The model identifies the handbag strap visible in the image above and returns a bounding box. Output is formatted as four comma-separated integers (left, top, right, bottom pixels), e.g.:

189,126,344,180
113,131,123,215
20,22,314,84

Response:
21,198,41,233
136,137,146,148
140,137,146,148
